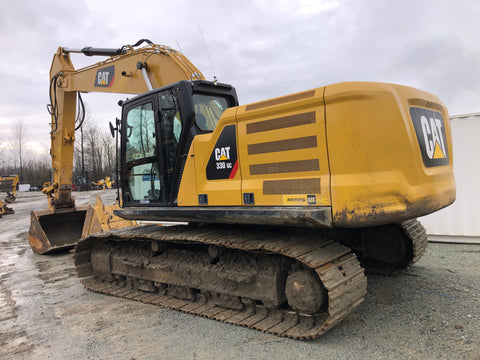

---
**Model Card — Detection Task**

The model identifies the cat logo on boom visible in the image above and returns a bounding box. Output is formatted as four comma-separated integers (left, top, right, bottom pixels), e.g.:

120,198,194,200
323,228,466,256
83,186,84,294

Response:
95,65,115,87
410,107,449,167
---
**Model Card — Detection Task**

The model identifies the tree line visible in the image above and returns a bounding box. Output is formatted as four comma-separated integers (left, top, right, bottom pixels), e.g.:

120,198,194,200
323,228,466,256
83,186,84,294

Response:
0,117,116,188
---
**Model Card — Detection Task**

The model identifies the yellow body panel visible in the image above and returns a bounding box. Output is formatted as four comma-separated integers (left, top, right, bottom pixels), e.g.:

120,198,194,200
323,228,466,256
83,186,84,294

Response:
177,144,198,206
324,82,454,226
180,108,242,206
177,81,455,228
236,88,331,207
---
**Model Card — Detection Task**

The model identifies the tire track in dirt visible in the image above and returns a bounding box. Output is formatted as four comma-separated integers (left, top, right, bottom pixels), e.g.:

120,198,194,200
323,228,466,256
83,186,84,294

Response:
0,274,34,359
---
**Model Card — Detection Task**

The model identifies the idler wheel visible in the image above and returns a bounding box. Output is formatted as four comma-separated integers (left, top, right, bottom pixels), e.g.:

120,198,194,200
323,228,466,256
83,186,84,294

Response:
285,270,326,314
208,245,222,260
151,241,166,254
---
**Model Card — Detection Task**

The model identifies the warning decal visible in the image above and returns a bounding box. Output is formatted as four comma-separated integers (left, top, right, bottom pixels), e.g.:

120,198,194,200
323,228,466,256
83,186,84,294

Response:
410,107,449,167
283,194,317,206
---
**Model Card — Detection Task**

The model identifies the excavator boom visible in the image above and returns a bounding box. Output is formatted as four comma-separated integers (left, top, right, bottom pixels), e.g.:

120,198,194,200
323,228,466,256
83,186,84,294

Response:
29,40,204,254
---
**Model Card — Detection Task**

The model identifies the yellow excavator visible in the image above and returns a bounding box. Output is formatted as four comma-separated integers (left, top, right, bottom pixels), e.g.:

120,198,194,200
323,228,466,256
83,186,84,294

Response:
91,176,114,190
29,40,455,339
0,200,14,217
0,174,19,203
0,175,18,217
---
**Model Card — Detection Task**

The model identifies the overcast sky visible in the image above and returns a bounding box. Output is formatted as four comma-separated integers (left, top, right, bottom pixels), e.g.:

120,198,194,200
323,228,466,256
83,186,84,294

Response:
1,0,480,155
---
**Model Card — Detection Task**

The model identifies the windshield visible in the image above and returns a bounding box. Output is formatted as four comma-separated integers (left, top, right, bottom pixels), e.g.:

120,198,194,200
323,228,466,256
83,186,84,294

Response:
193,94,229,131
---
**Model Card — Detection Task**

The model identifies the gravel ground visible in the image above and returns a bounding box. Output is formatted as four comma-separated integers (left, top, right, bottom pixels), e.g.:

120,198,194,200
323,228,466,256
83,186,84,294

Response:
0,190,479,360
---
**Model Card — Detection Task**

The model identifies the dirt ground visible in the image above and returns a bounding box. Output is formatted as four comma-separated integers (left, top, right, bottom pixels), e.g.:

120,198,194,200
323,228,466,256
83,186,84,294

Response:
0,190,479,360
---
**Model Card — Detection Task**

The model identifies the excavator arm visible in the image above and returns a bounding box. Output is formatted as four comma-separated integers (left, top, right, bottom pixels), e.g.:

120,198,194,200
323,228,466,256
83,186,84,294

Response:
29,40,204,254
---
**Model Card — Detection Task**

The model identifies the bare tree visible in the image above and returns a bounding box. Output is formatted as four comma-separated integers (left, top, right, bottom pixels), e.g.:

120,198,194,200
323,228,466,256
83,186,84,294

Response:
0,136,6,169
84,124,99,180
22,154,51,186
73,111,116,186
102,131,116,177
11,119,27,181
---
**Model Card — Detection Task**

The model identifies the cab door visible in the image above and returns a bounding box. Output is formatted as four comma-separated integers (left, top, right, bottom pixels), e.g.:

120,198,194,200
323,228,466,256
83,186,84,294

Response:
122,96,166,206
157,88,185,201
121,87,186,207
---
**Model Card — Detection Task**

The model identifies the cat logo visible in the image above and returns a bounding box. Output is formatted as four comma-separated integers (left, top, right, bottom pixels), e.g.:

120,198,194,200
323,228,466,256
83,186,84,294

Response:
95,65,115,87
410,107,449,167
206,125,238,180
215,147,230,161
420,116,447,159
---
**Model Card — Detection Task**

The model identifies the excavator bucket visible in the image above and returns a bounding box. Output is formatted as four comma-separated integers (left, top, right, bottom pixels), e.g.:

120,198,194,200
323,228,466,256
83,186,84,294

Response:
29,206,89,254
81,195,137,237
29,196,137,255
4,191,16,203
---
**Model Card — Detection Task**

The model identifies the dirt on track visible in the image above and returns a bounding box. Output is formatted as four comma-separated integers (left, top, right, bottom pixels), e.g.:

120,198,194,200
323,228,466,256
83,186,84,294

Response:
0,190,479,360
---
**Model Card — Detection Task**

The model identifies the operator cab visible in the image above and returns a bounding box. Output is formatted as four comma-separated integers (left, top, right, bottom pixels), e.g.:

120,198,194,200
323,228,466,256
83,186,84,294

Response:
120,80,238,207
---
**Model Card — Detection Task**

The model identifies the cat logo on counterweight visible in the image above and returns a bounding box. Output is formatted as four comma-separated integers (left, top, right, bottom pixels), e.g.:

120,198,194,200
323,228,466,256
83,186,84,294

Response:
410,107,449,167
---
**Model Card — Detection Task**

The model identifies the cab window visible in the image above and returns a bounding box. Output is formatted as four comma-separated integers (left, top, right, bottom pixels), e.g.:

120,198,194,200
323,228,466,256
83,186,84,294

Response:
193,94,229,131
125,102,156,162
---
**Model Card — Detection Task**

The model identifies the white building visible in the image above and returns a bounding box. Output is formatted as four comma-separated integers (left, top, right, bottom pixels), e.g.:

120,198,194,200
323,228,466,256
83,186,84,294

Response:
419,113,480,242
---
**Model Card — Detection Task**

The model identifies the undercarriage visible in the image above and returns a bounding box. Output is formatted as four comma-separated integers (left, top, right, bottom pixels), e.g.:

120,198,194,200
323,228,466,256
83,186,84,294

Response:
74,220,427,339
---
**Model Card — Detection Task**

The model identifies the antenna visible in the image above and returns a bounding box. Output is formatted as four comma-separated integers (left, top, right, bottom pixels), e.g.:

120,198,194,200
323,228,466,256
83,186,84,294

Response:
197,22,217,84
176,41,184,53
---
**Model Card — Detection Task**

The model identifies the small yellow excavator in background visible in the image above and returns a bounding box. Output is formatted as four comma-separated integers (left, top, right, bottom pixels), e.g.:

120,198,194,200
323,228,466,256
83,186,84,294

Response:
29,40,455,339
0,175,18,217
91,176,115,190
0,174,19,203
104,176,114,189
0,199,15,217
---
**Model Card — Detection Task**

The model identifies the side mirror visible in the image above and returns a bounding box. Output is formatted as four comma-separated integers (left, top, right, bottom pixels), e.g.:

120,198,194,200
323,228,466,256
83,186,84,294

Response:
109,118,121,138
109,121,116,138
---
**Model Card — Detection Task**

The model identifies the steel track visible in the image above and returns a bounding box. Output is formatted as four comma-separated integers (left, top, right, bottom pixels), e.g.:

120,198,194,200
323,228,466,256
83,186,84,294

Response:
366,219,428,275
403,219,428,266
75,224,367,339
